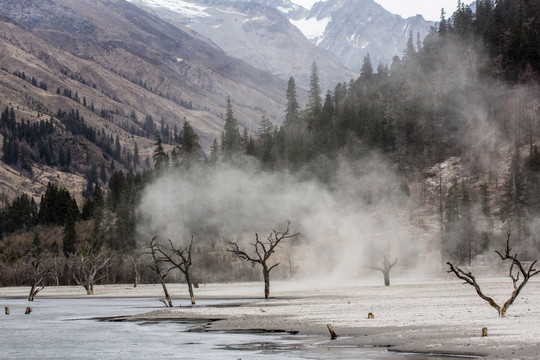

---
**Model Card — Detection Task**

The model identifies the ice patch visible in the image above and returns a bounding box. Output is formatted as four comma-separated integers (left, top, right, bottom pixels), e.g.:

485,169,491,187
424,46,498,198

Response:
290,16,330,43
244,16,267,23
214,8,247,17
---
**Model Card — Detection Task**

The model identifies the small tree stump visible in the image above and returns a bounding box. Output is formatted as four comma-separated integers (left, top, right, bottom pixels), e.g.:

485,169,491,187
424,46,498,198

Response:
368,312,375,319
327,324,338,340
5,306,10,315
481,327,488,337
25,306,32,314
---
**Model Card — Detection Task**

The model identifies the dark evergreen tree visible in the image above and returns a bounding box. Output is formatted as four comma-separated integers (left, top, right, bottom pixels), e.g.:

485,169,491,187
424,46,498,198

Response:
222,96,241,157
360,53,374,82
152,132,169,173
108,170,125,211
258,116,274,166
284,76,301,129
209,138,220,164
133,142,140,169
175,119,201,168
113,181,136,252
1,193,37,234
91,184,106,250
307,62,322,117
38,183,79,226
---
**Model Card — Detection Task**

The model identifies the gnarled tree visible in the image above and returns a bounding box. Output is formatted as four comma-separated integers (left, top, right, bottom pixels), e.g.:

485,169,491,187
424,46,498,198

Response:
155,235,196,305
371,242,397,286
228,221,301,299
447,234,540,317
27,235,54,301
72,245,112,295
147,236,174,307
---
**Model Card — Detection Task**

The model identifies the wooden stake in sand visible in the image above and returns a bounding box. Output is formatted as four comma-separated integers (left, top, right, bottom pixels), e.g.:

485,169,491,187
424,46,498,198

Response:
482,327,488,337
25,306,32,314
5,306,9,315
327,324,338,340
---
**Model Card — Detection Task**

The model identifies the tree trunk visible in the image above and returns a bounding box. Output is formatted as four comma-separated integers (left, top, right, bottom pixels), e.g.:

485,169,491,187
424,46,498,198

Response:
185,273,196,305
160,278,173,307
85,282,94,295
383,270,390,287
263,266,270,299
28,285,37,301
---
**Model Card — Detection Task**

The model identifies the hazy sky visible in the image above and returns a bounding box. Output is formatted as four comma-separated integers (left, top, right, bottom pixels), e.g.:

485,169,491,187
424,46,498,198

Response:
373,0,459,20
290,0,461,21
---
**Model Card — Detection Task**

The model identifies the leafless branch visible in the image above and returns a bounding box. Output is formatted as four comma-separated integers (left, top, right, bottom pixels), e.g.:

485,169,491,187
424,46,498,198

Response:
447,234,540,317
153,235,197,305
227,221,301,298
147,236,173,307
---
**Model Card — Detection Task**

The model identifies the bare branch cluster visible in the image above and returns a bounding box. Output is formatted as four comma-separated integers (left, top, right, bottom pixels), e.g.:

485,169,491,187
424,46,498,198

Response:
147,236,174,307
27,244,55,301
72,245,113,295
371,242,398,286
227,221,301,298
447,234,540,317
148,235,196,305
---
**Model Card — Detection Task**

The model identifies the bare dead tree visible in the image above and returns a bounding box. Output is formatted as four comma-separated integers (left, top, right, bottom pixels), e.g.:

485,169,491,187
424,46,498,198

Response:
72,245,112,295
228,221,301,299
129,252,144,288
447,234,540,317
27,244,54,301
155,235,196,305
371,242,397,287
147,236,174,307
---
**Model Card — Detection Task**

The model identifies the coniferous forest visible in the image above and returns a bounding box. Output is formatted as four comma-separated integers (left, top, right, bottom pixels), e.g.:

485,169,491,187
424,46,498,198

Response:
1,0,540,288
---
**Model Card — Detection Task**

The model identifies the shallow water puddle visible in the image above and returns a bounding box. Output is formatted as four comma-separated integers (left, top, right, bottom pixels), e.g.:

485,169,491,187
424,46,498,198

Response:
1,297,477,360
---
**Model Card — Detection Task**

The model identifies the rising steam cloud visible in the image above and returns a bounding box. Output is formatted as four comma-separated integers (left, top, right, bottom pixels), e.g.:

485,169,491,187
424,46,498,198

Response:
137,153,416,281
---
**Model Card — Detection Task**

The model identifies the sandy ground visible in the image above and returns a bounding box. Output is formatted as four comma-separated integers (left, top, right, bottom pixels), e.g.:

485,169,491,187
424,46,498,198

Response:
2,277,539,359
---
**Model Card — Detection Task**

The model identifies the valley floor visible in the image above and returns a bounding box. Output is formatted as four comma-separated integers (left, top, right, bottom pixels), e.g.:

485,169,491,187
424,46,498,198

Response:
1,277,539,359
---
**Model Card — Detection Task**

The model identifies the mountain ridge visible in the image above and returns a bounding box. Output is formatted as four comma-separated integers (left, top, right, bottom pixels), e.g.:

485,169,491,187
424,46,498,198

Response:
0,0,292,199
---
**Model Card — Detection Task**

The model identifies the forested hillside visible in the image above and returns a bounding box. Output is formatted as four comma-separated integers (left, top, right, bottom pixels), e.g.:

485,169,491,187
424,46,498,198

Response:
1,0,540,288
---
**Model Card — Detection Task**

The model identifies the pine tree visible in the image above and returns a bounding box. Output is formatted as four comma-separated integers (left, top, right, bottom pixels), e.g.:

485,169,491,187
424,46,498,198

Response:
152,132,169,173
439,8,448,35
284,76,300,129
258,116,274,165
307,62,322,116
176,119,201,168
114,135,121,160
114,182,136,252
209,138,220,164
403,31,416,60
91,184,106,250
360,53,373,82
222,96,241,157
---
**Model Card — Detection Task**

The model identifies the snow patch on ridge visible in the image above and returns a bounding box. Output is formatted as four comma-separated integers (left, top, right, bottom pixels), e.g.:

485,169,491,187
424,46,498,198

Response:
127,0,209,18
290,16,330,44
289,0,327,10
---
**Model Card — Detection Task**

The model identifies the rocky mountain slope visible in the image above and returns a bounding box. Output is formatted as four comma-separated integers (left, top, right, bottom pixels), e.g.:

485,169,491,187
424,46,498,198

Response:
128,0,358,90
297,0,435,71
0,0,291,199
0,0,289,140
128,0,435,88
